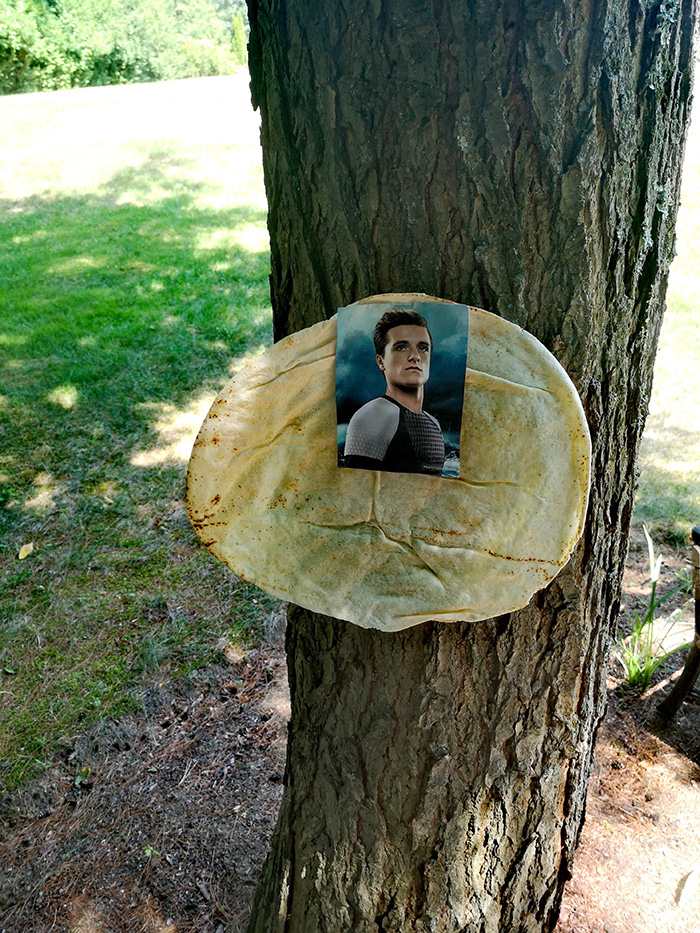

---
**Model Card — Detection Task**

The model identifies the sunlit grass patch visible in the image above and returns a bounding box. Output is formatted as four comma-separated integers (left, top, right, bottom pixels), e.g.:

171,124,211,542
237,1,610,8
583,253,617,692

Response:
130,393,217,467
47,385,79,409
635,105,700,542
0,76,266,207
0,75,276,790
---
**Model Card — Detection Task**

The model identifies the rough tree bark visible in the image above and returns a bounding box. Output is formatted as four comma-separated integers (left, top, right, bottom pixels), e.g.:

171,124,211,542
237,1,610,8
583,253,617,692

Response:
244,1,697,931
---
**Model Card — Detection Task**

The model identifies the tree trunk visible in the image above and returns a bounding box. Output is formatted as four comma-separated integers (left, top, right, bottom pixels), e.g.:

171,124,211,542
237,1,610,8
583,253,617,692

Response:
244,1,697,930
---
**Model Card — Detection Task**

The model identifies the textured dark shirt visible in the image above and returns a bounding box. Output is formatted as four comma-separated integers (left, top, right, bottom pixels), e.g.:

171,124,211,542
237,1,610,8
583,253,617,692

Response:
343,395,445,475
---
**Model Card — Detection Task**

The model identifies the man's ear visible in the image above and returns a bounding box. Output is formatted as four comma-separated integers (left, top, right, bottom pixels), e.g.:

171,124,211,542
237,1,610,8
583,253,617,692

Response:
376,353,385,372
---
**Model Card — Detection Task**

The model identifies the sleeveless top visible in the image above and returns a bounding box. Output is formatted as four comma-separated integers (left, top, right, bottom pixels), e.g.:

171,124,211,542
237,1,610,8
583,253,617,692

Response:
343,396,445,475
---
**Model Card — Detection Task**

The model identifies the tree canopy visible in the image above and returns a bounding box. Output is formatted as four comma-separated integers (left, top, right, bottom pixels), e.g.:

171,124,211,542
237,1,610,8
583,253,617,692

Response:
0,0,248,94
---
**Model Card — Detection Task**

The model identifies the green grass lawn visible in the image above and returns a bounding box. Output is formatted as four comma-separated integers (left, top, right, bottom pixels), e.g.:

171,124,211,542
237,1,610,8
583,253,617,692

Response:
0,75,277,789
635,104,700,543
0,75,698,792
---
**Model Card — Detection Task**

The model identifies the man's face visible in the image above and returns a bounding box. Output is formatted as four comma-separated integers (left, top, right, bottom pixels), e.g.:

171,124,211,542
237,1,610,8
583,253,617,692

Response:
376,324,431,391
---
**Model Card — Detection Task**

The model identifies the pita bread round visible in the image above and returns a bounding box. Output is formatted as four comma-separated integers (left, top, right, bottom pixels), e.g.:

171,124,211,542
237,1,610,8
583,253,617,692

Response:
186,294,590,632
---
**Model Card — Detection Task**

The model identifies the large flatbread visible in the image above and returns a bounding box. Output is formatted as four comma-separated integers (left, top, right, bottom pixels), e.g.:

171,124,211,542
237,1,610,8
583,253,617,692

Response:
186,294,591,632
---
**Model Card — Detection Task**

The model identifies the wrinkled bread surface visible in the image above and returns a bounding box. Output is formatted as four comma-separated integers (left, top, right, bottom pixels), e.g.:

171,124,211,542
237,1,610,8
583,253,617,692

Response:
187,297,591,631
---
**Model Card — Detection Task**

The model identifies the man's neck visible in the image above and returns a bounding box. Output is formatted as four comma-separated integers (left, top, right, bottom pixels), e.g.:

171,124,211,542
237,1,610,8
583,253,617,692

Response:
385,385,423,413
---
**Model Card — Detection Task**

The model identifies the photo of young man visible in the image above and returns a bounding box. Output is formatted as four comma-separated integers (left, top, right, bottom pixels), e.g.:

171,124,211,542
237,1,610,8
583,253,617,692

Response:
343,309,444,474
336,301,469,478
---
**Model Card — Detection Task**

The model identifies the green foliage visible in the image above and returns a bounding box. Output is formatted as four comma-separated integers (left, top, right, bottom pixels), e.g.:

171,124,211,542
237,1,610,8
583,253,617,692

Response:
0,0,49,93
211,0,248,30
230,11,246,66
0,0,242,94
613,526,692,693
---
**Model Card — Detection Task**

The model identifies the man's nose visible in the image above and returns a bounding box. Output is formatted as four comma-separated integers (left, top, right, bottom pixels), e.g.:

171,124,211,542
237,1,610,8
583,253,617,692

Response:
408,347,420,360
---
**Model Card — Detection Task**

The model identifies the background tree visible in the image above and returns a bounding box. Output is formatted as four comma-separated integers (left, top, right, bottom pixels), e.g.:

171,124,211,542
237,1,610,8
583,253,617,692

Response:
0,0,44,92
211,0,248,30
230,11,246,67
244,1,698,931
0,0,242,94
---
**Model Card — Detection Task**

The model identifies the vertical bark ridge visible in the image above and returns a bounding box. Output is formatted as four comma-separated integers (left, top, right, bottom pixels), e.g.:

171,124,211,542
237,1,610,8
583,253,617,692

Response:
244,0,697,929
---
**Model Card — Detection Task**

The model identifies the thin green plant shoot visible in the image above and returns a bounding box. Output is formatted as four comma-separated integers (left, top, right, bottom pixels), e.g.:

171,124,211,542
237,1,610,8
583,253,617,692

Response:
614,526,692,693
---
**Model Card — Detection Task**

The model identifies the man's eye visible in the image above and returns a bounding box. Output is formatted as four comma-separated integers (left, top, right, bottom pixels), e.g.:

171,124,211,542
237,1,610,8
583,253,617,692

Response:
419,344,430,351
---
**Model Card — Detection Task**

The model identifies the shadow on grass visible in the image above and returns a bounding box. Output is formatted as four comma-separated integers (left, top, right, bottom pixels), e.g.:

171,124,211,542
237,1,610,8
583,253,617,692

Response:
0,154,277,788
0,168,270,498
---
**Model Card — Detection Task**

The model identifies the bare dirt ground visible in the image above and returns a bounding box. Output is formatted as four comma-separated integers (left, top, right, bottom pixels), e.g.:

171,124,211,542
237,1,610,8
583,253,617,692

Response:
1,531,699,933
556,529,700,933
0,642,290,933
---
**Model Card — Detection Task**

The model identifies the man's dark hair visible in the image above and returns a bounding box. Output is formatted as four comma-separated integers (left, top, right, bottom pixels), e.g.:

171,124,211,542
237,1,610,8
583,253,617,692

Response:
373,308,432,356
